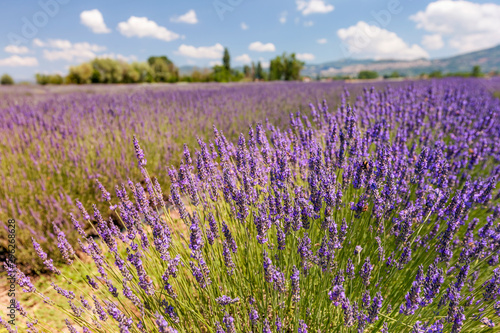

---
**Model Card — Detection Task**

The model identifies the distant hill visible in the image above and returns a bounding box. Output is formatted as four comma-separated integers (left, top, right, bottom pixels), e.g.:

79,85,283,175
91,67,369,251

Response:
302,44,500,78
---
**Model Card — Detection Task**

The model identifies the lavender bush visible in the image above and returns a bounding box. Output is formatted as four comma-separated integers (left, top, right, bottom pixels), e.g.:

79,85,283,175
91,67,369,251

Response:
2,78,500,332
0,82,351,271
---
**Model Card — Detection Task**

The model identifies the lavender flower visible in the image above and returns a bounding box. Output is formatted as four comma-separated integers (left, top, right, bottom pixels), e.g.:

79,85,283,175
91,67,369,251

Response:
298,319,308,333
32,238,61,275
133,135,147,166
53,223,76,265
216,295,240,306
400,266,424,315
360,257,373,286
96,179,111,202
223,313,236,333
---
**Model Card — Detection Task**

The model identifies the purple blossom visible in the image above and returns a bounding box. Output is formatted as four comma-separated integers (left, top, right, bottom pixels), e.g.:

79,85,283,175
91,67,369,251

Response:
400,266,424,315
298,319,308,333
216,295,240,306
133,135,147,167
360,257,373,286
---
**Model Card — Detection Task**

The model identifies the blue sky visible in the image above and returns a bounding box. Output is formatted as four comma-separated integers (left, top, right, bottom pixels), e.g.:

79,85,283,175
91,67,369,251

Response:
1,0,500,80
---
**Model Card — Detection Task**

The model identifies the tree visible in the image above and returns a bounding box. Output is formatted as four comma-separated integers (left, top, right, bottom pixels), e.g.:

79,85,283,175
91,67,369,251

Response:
1,74,14,85
384,71,401,79
269,56,284,80
255,61,264,80
358,70,378,79
429,70,442,78
211,65,230,82
243,65,251,78
147,56,173,66
49,74,64,84
91,58,124,83
148,56,179,83
283,53,304,81
66,63,93,84
471,65,482,77
36,73,63,85
269,53,304,81
223,47,231,72
130,62,153,83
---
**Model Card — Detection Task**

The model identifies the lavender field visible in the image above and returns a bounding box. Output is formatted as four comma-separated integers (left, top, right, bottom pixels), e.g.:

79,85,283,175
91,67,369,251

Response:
2,78,500,332
0,82,349,271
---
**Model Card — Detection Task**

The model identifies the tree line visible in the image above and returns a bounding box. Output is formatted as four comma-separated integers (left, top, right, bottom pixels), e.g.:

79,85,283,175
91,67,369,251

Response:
30,47,305,85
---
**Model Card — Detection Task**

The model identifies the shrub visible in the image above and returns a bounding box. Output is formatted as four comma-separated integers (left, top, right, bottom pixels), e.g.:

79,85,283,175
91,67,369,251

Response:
358,70,378,79
0,74,14,85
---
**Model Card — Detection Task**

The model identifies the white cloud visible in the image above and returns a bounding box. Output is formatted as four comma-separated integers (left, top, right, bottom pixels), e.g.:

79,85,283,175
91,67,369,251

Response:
296,53,315,61
41,40,106,62
80,9,111,34
117,16,180,42
410,0,500,53
421,34,444,50
259,58,270,69
235,54,252,64
317,38,327,44
33,38,45,47
4,45,29,54
241,22,249,30
303,21,314,27
0,55,38,67
177,43,224,59
171,9,198,24
44,39,73,49
209,60,222,66
337,21,429,60
279,11,288,24
249,41,276,52
296,0,334,16
97,53,138,62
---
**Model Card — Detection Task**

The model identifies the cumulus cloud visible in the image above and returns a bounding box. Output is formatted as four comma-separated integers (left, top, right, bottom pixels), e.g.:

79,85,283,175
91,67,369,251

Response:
42,39,73,49
171,9,198,24
421,34,444,50
0,55,38,67
241,22,249,30
39,39,106,62
337,21,429,60
177,43,224,59
410,0,500,53
32,38,45,47
296,53,315,61
296,0,334,15
259,58,270,69
317,38,327,44
117,16,180,42
80,9,111,34
279,11,288,24
249,42,276,52
4,45,29,54
235,54,252,64
97,53,138,62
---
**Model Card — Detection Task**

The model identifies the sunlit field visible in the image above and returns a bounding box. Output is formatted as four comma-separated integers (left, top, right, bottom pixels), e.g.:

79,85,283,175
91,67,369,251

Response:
1,78,500,332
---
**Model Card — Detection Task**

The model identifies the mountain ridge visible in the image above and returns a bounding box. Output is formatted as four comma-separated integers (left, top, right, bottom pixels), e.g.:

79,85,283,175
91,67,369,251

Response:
303,44,500,77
